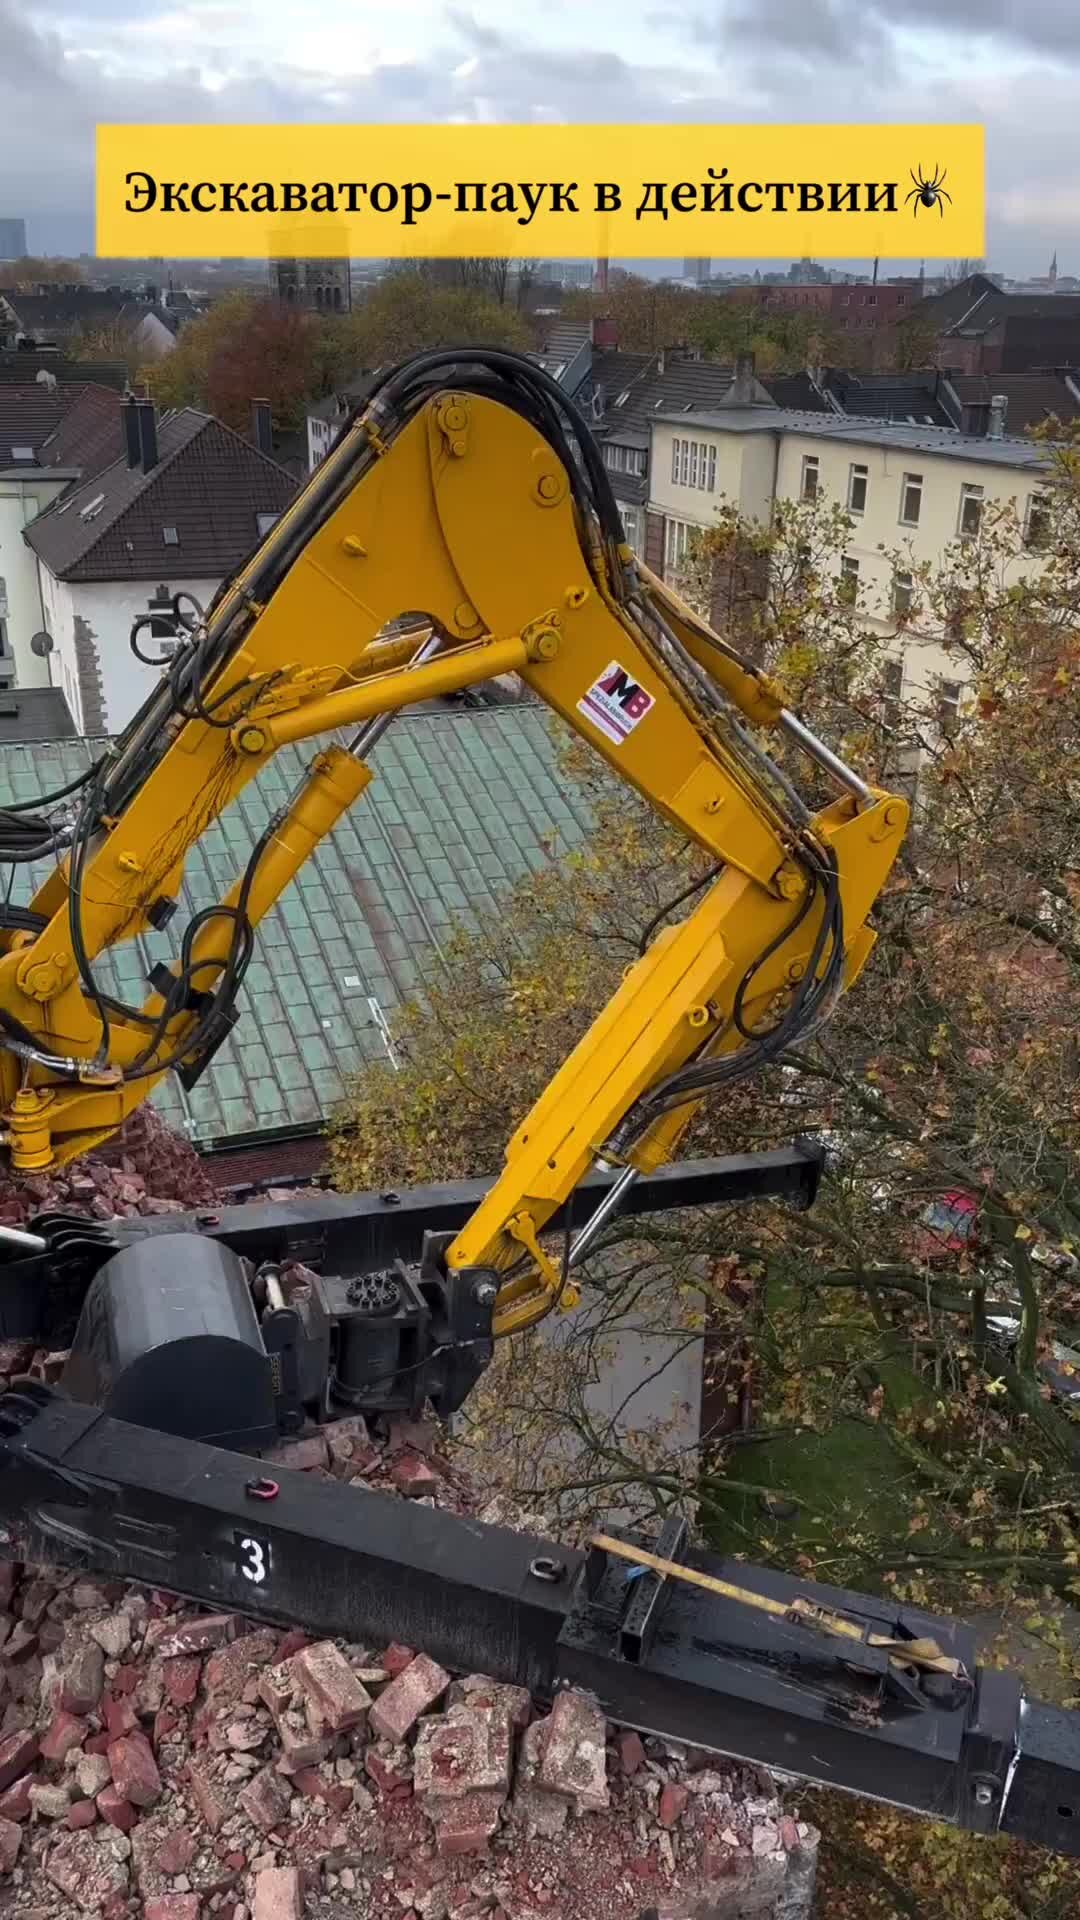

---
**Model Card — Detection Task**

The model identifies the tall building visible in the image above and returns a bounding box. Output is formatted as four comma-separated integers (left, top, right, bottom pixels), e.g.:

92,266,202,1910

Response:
684,258,711,284
269,258,352,313
0,219,27,261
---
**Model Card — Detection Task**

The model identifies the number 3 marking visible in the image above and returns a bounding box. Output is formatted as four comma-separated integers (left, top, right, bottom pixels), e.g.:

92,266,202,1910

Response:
239,1536,267,1584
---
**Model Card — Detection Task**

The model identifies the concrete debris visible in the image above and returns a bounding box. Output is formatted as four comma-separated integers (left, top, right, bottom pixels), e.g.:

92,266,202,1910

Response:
0,1133,818,1919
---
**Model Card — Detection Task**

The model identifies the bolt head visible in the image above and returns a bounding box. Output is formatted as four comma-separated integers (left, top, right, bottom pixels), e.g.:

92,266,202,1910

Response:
473,1278,499,1307
537,472,561,502
974,1784,994,1807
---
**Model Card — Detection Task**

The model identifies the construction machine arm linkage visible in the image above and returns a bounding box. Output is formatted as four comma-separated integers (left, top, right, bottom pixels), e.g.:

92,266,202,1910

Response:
0,349,908,1335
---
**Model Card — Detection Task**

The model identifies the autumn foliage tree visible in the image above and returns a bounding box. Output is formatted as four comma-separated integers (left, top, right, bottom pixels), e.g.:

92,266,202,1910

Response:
143,293,358,432
143,278,529,435
328,432,1080,1909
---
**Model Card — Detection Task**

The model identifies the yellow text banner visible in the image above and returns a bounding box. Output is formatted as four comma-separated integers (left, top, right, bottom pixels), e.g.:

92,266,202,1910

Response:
96,123,984,260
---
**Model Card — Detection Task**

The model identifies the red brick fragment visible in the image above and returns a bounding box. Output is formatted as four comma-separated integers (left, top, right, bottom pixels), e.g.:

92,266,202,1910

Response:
162,1655,202,1707
365,1743,413,1798
146,1899,201,1920
780,1815,801,1850
0,1728,37,1791
290,1766,352,1814
60,1640,106,1716
45,1827,129,1912
0,1773,34,1821
369,1652,449,1744
108,1730,162,1807
256,1659,295,1723
536,1690,609,1812
65,1800,98,1830
187,1758,227,1834
414,1700,512,1801
237,1764,292,1834
0,1813,20,1870
252,1864,303,1920
275,1628,309,1662
382,1642,415,1678
618,1729,646,1776
431,1788,504,1857
145,1614,239,1658
261,1434,329,1473
155,1825,196,1875
658,1782,689,1828
103,1693,138,1739
41,1711,87,1762
290,1640,372,1735
4,1621,37,1662
96,1786,137,1832
390,1451,440,1497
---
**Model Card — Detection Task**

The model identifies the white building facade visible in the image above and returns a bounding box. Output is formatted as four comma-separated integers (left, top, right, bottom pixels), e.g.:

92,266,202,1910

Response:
646,410,1053,704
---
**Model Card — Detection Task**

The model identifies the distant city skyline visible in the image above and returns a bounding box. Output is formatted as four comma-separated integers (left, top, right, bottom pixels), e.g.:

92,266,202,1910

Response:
1,246,1068,289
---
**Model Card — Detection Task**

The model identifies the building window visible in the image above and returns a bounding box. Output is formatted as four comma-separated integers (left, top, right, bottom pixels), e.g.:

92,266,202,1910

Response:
867,293,877,307
882,656,904,730
801,455,819,501
622,506,640,552
892,570,914,618
665,518,691,572
839,556,859,605
162,525,179,546
1025,491,1052,549
847,463,868,514
255,511,281,538
840,294,850,306
937,678,962,734
671,438,716,491
958,483,983,539
899,472,923,527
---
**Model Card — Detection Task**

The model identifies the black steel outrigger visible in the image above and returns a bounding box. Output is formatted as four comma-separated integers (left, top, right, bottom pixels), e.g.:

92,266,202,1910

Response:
0,1146,1076,1857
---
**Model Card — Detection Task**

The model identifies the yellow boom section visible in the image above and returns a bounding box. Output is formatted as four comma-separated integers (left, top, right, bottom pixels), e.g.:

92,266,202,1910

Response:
0,368,907,1342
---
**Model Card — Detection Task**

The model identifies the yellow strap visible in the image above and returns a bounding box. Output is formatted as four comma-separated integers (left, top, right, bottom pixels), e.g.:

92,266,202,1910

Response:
591,1534,963,1680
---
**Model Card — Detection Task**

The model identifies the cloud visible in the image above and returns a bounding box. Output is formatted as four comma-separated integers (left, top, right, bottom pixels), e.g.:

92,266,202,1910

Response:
2,0,1078,272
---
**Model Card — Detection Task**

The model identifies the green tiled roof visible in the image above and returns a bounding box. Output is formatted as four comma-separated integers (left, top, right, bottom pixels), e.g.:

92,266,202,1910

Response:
0,706,592,1146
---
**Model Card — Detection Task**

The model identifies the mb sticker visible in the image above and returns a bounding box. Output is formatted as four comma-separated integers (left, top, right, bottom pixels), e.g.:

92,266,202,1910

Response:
578,662,656,745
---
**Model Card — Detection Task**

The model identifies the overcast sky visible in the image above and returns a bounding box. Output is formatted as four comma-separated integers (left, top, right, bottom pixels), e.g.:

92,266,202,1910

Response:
1,0,1074,273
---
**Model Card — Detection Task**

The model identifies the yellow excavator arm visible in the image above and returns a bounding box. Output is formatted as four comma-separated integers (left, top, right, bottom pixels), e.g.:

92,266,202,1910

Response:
0,349,908,1334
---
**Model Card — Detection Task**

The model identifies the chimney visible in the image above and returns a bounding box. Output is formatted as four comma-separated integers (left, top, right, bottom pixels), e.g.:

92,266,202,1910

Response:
122,393,141,468
591,315,618,352
251,397,274,456
988,394,1007,438
136,397,158,473
731,351,756,405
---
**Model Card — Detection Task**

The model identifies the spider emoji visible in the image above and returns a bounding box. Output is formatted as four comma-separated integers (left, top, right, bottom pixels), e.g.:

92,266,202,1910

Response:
906,164,952,218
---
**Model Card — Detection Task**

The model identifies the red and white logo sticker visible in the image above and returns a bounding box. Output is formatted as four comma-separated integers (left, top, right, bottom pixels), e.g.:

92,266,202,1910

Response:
578,661,656,746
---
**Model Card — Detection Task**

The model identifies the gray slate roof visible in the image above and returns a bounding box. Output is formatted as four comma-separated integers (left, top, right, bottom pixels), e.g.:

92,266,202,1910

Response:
0,690,76,742
0,706,592,1147
23,409,298,582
